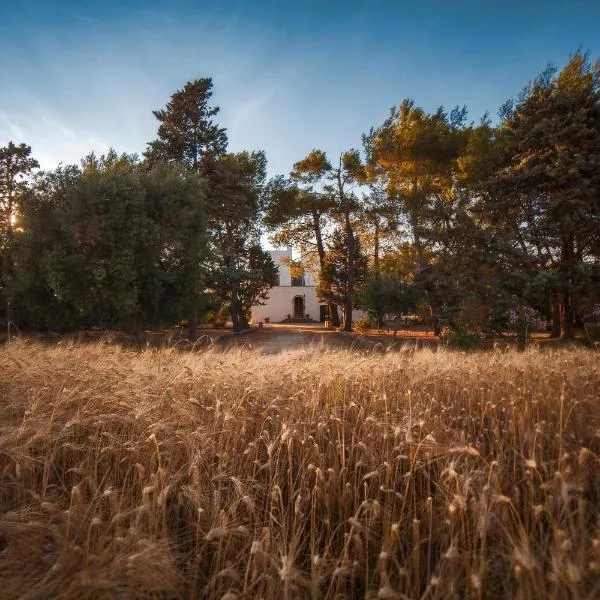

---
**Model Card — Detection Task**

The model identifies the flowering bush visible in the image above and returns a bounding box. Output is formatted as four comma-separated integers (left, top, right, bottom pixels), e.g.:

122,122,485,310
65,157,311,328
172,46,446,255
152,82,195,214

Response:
505,305,548,333
583,304,600,324
505,305,548,348
583,305,600,342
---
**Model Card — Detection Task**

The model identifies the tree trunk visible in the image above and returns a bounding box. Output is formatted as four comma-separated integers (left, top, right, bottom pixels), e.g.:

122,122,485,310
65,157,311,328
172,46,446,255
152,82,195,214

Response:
313,210,326,267
338,161,355,334
560,234,575,340
551,290,561,338
561,288,574,340
409,188,426,272
344,294,353,332
373,218,380,273
328,303,340,327
312,209,340,327
189,306,198,339
231,280,241,333
342,216,355,333
343,225,354,332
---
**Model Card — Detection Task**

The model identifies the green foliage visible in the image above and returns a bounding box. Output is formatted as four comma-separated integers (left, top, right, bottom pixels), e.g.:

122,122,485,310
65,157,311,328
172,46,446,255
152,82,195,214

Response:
136,161,208,325
0,141,39,331
14,154,208,330
3,53,600,341
356,272,420,325
442,325,481,350
0,142,39,247
144,78,227,173
206,151,274,331
485,52,600,338
318,228,367,315
291,149,332,182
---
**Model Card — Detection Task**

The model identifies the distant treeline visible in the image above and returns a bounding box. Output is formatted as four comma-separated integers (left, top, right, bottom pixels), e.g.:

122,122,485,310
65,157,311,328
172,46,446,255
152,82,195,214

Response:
1,52,599,337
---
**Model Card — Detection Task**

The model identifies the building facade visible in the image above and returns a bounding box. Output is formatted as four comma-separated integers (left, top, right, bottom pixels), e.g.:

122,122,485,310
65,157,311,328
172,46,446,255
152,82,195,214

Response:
250,248,365,324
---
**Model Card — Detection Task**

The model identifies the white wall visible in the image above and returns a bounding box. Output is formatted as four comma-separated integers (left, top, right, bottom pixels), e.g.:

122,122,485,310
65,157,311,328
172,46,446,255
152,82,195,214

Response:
251,286,322,323
251,248,367,324
269,248,292,286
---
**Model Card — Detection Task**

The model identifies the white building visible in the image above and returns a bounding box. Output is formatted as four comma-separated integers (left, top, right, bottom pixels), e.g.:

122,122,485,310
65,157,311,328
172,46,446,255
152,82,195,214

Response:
250,248,365,324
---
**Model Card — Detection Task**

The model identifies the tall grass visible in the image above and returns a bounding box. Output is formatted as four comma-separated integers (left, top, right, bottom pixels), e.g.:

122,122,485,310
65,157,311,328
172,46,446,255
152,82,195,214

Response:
1,341,599,599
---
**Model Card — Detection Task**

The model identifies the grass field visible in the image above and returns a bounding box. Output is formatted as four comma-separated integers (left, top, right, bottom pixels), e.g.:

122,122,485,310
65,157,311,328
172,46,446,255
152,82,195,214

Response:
1,341,599,599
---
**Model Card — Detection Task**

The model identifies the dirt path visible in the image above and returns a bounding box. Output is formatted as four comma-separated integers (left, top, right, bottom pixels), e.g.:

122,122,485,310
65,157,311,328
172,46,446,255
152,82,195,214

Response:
218,324,437,354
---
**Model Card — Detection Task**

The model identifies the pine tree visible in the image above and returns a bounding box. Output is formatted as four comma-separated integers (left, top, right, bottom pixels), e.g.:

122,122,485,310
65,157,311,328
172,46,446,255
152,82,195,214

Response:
145,78,227,335
487,52,600,338
318,228,367,327
145,79,227,173
263,175,339,324
288,149,367,330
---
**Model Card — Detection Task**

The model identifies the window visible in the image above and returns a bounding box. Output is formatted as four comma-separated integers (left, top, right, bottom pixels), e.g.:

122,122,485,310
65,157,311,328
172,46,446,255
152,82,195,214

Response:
289,260,304,286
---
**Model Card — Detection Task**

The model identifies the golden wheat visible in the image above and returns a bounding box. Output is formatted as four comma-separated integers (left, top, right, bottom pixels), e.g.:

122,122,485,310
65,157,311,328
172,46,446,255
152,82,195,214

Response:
0,340,599,599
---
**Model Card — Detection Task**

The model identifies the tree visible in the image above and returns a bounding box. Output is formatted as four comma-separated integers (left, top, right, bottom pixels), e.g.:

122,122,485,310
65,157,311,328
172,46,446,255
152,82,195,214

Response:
14,152,208,332
145,79,227,173
263,175,340,324
136,161,208,327
145,78,227,334
39,152,152,328
357,271,420,328
368,102,467,270
207,151,272,332
0,142,39,335
486,53,600,338
318,227,367,325
10,164,80,330
238,245,279,327
367,102,469,329
289,149,367,330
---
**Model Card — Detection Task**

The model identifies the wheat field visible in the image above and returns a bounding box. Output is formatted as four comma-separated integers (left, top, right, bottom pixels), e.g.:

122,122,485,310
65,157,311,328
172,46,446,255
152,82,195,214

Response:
0,341,599,599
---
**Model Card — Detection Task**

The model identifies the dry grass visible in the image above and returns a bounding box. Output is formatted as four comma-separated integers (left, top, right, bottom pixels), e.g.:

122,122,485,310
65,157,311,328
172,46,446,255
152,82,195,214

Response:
1,341,599,599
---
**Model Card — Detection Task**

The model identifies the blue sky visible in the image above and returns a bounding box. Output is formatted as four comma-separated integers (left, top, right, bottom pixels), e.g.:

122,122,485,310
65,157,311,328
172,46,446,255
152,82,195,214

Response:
1,0,598,177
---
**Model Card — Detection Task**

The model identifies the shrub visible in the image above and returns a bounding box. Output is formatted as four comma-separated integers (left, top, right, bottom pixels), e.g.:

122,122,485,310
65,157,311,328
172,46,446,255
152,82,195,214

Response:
443,325,481,349
354,315,374,333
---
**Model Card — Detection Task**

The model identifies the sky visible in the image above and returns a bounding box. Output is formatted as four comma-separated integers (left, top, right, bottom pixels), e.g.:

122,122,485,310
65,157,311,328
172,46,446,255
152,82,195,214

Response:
1,0,599,178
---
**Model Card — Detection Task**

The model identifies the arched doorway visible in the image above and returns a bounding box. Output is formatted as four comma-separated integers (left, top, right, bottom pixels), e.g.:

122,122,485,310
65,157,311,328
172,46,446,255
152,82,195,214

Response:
293,295,305,319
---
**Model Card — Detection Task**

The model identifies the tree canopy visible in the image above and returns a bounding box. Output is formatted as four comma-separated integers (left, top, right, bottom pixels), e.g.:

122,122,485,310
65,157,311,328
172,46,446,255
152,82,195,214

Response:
1,52,599,338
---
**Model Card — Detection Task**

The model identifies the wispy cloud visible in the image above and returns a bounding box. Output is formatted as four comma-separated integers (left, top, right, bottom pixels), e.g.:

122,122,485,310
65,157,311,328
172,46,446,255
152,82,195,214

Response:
0,106,111,168
0,0,597,177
